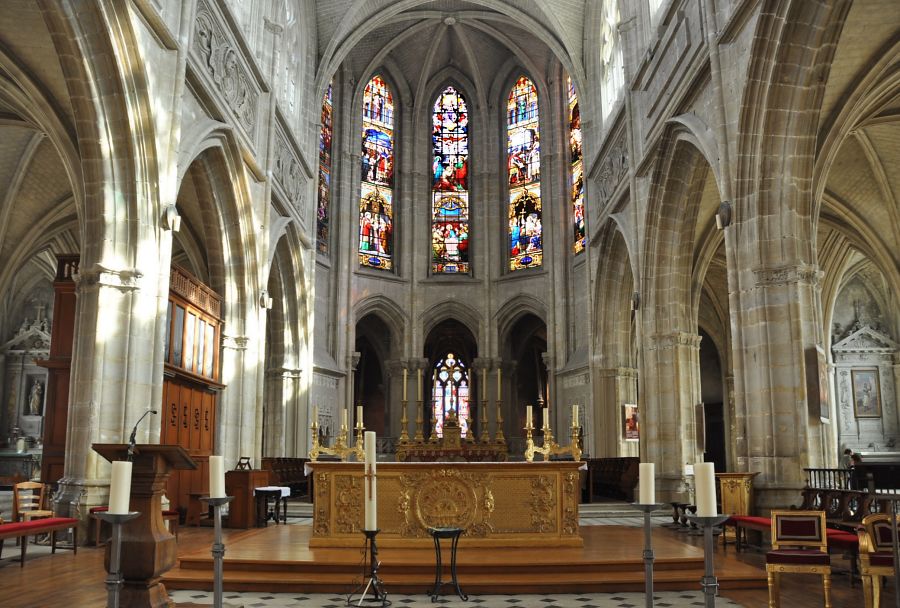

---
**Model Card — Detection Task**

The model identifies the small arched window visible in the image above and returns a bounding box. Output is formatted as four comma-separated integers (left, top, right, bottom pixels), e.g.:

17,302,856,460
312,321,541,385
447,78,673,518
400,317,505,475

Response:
431,353,470,437
507,76,542,271
358,75,395,270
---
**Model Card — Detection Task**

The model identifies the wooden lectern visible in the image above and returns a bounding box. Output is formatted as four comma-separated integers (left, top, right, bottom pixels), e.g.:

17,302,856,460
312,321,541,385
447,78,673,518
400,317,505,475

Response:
93,443,197,608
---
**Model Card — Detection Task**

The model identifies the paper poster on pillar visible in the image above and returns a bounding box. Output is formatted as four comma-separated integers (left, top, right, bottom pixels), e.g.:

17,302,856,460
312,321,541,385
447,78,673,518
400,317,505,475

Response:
623,404,639,441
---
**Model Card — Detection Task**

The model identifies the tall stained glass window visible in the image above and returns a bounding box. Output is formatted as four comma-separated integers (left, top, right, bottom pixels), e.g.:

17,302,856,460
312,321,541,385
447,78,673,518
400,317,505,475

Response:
568,76,585,254
432,86,470,274
600,0,624,119
359,75,395,270
431,353,470,437
507,76,542,271
316,82,333,253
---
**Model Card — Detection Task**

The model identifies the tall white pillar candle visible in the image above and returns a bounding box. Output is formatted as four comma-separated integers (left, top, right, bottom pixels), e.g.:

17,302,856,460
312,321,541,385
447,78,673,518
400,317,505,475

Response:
209,455,225,499
526,405,533,427
481,368,487,400
364,431,377,530
356,405,363,425
342,408,348,429
402,368,408,401
417,369,422,401
497,368,502,400
572,404,579,427
543,407,550,429
312,405,318,425
639,463,656,505
109,461,133,514
694,462,717,516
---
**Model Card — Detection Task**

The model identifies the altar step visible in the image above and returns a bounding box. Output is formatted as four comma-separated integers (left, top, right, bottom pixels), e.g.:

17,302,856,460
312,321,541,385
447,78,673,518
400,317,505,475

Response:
163,525,766,594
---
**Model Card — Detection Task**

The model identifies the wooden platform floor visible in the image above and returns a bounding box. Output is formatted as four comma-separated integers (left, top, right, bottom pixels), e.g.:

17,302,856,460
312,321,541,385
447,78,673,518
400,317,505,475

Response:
0,524,891,607
161,524,767,594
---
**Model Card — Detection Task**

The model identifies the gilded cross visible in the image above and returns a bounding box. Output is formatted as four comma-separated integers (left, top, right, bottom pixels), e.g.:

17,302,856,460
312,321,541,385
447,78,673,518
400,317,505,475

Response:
365,463,376,496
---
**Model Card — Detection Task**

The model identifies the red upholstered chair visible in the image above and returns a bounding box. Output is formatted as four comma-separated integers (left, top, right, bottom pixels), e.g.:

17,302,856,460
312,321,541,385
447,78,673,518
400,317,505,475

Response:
766,510,831,608
859,513,900,608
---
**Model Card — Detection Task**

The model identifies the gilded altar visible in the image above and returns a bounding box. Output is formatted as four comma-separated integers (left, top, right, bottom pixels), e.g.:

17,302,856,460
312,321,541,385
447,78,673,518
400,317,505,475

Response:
308,461,584,548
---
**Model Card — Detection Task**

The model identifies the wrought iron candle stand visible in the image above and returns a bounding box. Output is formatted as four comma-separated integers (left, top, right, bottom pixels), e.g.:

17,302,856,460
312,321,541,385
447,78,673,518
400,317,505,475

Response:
524,417,582,462
631,503,667,608
95,510,140,608
348,529,389,607
309,418,365,461
200,496,237,608
686,514,730,608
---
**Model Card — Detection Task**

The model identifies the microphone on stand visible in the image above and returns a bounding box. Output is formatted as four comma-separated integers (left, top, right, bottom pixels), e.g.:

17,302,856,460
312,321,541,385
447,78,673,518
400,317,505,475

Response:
127,409,158,461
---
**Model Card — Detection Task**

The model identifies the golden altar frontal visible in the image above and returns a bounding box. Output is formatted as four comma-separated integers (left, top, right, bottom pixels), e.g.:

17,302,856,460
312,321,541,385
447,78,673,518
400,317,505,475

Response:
308,461,584,548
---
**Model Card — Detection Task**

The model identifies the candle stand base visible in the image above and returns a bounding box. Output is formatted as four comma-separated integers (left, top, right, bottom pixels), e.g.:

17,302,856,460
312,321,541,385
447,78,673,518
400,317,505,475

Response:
347,529,390,607
686,515,730,608
199,496,242,608
94,511,141,608
630,503,667,608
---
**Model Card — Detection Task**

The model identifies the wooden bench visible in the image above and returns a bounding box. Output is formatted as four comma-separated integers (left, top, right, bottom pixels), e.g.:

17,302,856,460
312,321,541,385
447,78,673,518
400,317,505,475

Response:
0,517,78,567
261,457,310,498
585,457,639,502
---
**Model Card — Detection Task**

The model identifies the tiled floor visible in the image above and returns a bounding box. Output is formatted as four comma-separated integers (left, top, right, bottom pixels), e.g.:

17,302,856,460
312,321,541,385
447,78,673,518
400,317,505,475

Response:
168,590,745,607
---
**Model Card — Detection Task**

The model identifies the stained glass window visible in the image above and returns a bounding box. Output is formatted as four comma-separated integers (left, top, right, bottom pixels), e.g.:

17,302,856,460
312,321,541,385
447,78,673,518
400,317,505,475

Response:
359,75,395,270
432,86,470,274
507,76,542,271
568,76,585,254
316,82,333,253
600,0,624,119
431,353,470,437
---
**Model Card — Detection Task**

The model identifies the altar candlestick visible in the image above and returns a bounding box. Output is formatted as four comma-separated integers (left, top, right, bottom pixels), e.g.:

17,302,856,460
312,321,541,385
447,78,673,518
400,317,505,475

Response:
209,455,225,499
402,368,408,401
482,368,487,400
342,408,348,429
572,404,579,427
695,462,717,517
312,405,318,425
543,407,549,429
364,431,377,530
639,463,656,505
417,368,422,401
526,405,533,427
356,405,363,424
109,461,132,514
497,368,502,401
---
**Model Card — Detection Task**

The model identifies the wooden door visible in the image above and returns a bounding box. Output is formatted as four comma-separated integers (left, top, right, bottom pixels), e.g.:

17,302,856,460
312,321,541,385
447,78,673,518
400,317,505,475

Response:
161,266,223,517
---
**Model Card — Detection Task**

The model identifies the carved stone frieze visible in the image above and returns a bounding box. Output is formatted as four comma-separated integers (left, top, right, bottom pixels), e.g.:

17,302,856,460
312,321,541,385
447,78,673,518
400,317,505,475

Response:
648,332,702,351
752,264,822,288
73,264,143,293
595,132,629,203
273,123,305,213
194,0,259,136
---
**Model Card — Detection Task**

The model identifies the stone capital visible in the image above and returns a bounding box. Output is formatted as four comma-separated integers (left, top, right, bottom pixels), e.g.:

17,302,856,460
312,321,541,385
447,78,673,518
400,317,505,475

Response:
73,264,143,293
349,351,362,370
222,334,249,350
648,332,701,351
752,263,823,288
471,357,494,371
384,358,405,375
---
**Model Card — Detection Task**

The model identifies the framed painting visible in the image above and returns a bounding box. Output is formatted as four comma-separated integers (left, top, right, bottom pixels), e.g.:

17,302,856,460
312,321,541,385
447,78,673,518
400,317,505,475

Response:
623,404,639,441
852,368,881,418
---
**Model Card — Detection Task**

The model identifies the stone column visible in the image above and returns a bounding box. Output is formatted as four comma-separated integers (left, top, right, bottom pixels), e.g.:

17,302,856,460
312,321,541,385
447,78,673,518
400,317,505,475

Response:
642,331,703,501
384,359,405,438
593,367,639,458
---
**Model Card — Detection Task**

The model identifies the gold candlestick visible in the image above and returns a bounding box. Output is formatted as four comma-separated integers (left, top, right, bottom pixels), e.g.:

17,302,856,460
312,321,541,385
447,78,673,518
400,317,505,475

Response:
479,399,490,443
429,406,438,443
308,415,365,461
494,399,506,445
399,399,410,444
414,399,424,443
523,416,582,462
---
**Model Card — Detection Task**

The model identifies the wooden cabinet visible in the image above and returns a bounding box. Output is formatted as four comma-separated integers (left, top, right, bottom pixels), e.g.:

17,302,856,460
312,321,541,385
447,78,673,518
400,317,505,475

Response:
717,472,759,542
225,469,270,528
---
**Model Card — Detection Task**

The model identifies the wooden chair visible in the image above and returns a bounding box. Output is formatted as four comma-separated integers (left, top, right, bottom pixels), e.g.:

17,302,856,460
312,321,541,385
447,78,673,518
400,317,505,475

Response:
859,512,900,608
766,510,832,608
13,481,53,522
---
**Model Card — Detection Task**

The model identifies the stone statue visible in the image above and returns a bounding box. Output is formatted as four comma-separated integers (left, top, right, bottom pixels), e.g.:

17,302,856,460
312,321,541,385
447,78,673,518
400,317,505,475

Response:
28,380,42,416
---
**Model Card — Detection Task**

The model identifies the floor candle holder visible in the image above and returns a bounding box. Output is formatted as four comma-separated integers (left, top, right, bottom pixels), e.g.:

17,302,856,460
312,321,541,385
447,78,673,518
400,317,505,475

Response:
95,511,140,608
686,514,730,608
631,503,667,608
348,528,389,607
201,496,237,608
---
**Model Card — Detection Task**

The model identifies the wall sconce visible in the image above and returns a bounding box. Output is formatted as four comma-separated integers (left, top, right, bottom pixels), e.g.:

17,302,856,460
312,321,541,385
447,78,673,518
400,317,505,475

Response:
259,290,273,309
163,205,182,232
715,201,732,230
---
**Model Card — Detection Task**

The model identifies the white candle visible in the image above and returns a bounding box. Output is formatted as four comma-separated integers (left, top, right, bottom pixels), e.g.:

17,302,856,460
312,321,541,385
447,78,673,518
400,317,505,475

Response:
497,368,502,401
482,368,487,400
543,407,550,429
572,404,579,427
312,405,318,426
417,369,422,401
109,460,133,514
209,455,225,499
639,462,655,505
364,431,377,530
695,462,717,517
342,408,348,429
526,405,533,427
403,368,408,401
356,405,363,425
